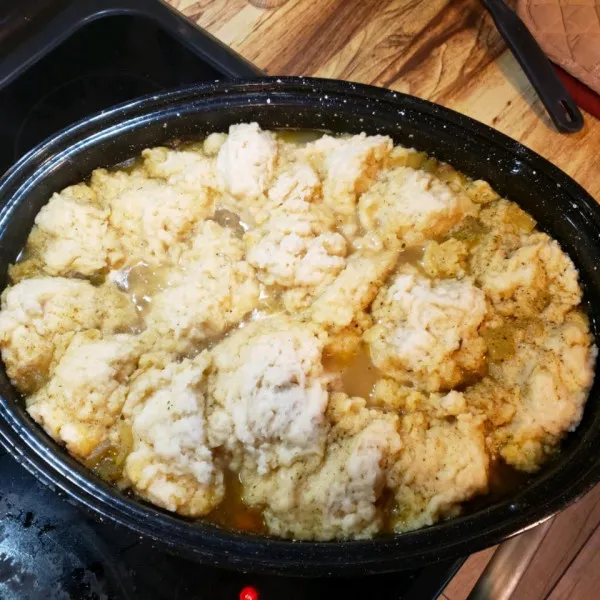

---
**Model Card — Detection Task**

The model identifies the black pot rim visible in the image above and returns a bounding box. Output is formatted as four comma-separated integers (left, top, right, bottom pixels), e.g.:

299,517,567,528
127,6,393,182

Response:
0,76,599,576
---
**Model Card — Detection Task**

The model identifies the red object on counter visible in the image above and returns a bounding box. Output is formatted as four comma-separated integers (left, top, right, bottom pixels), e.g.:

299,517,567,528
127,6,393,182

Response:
555,65,600,121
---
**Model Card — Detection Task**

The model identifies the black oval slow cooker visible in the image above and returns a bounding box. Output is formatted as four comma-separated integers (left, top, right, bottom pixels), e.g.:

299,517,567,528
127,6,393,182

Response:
0,77,598,576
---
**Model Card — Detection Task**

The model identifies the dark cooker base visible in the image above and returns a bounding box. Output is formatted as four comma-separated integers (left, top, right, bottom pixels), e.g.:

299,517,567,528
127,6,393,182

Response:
0,1,465,598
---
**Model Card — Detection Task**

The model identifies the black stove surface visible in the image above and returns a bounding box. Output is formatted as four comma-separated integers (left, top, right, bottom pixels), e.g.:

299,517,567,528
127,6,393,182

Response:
0,2,465,598
1,448,463,599
0,0,259,177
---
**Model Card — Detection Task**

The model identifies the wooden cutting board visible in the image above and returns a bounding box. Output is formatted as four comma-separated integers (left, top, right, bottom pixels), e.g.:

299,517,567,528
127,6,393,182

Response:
518,0,600,94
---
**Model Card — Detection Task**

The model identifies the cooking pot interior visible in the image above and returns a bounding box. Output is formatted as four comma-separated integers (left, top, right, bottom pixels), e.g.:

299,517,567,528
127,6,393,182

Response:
0,79,598,575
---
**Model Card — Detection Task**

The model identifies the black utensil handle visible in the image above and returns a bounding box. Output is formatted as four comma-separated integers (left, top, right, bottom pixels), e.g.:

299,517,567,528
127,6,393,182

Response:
481,0,584,133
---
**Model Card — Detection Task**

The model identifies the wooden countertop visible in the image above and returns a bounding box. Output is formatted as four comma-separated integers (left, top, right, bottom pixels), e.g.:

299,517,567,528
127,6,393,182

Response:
168,0,599,200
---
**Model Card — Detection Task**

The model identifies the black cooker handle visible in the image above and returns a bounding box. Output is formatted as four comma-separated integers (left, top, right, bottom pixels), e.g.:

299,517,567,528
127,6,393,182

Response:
481,0,584,133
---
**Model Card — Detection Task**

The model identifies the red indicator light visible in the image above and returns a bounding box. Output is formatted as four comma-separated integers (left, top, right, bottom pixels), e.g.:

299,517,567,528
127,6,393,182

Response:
240,585,259,600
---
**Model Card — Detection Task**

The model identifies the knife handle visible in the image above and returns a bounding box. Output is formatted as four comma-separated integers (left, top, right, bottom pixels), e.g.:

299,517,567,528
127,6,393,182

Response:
481,0,584,133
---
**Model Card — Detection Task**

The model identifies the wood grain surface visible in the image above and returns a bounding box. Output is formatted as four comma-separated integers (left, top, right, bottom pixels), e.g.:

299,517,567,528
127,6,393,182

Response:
168,0,600,201
547,523,600,600
442,546,498,600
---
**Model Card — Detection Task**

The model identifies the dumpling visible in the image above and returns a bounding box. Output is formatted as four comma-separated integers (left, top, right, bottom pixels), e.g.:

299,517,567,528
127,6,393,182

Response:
242,394,401,540
90,168,213,267
309,250,399,331
208,316,335,473
26,330,145,459
245,164,347,312
303,133,392,235
389,411,489,532
216,122,278,208
9,183,123,281
0,277,137,393
123,351,224,516
358,167,473,249
366,271,488,391
471,229,581,324
487,314,596,472
144,221,259,354
142,146,219,197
